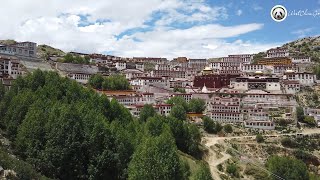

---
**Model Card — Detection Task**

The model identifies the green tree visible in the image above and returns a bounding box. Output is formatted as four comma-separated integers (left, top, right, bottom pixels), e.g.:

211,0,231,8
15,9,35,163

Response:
266,155,309,180
173,87,186,93
139,104,155,122
128,129,184,180
0,81,5,102
188,98,206,113
145,116,166,136
88,74,104,89
15,99,50,160
203,116,215,133
167,96,188,111
4,90,35,139
296,106,305,122
226,163,239,177
304,116,316,126
170,105,187,121
63,53,74,63
281,137,297,148
215,122,223,133
187,124,201,156
224,124,233,134
41,104,88,179
192,163,213,180
256,134,264,143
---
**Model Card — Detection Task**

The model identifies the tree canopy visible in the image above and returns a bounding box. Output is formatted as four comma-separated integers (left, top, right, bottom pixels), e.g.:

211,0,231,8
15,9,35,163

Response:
89,74,131,90
170,105,187,121
296,106,305,122
139,104,156,122
203,116,222,134
224,124,233,134
188,98,206,113
128,128,184,180
0,70,201,179
58,53,90,64
266,155,309,180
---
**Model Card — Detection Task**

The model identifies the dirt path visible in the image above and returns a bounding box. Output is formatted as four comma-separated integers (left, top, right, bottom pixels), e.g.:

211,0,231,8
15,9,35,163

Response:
202,137,231,180
202,128,320,179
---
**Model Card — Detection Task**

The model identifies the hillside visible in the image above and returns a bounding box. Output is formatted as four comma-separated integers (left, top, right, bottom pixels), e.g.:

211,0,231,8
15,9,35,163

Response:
0,39,65,60
282,36,320,62
0,39,17,45
37,44,66,59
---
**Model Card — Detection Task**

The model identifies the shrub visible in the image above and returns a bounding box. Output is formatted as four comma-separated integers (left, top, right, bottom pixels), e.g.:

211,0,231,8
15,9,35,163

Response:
224,124,233,133
256,134,264,143
226,163,239,177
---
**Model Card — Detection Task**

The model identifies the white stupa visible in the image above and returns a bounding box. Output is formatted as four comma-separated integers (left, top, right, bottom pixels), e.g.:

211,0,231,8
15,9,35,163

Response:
201,83,208,93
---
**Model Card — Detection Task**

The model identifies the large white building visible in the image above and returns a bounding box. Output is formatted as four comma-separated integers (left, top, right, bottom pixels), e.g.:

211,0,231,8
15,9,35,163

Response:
0,56,25,79
0,42,37,58
266,47,289,58
284,71,316,86
231,76,281,92
207,96,243,123
222,54,253,64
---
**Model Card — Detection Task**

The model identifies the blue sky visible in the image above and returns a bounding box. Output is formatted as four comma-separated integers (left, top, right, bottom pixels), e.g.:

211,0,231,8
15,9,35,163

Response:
0,0,319,59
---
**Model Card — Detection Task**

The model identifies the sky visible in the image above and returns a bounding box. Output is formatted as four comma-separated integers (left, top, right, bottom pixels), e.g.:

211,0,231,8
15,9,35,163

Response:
0,0,319,59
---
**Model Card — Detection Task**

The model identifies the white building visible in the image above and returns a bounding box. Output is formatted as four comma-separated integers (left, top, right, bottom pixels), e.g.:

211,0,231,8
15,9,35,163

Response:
292,57,311,64
284,71,316,86
266,47,289,58
115,61,127,71
282,80,300,94
244,121,275,130
222,54,253,64
241,64,265,73
121,69,144,80
207,96,243,123
135,63,144,72
0,57,25,79
0,42,37,58
55,62,98,84
231,76,281,92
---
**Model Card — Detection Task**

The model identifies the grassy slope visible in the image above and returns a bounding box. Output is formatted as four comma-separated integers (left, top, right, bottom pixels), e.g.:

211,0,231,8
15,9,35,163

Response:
282,36,320,62
0,39,66,59
0,39,17,45
178,151,204,179
0,146,50,179
37,44,66,59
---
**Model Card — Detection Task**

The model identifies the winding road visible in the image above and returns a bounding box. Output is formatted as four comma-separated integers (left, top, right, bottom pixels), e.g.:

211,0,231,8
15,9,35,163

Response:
202,128,320,180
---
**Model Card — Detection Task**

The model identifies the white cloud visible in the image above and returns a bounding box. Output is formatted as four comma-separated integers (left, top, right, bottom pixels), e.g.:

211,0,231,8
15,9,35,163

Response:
252,4,263,11
111,23,274,59
236,10,243,16
0,0,272,58
292,28,313,38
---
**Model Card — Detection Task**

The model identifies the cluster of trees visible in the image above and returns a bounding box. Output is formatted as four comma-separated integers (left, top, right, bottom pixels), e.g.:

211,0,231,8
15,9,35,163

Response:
266,155,309,180
88,74,131,90
173,87,186,93
203,116,222,134
0,70,210,179
167,96,206,117
58,53,91,64
139,104,202,157
296,106,317,126
203,116,234,134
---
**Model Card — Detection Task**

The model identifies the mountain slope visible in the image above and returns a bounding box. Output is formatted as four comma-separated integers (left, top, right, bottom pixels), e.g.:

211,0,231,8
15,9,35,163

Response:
282,36,320,62
37,44,66,59
0,39,17,45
